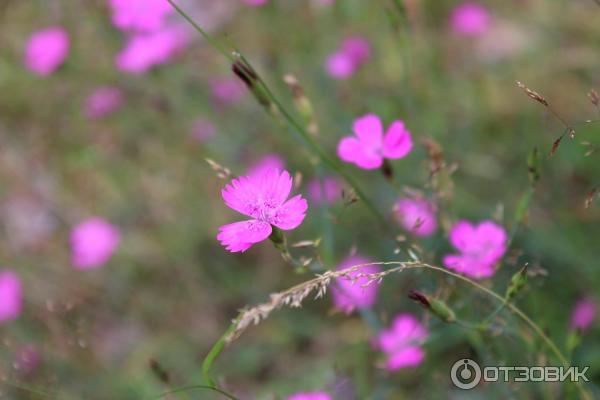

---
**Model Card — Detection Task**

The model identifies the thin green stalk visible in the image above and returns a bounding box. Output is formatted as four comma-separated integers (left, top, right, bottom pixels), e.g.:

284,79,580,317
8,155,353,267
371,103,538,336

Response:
202,261,591,399
150,384,239,400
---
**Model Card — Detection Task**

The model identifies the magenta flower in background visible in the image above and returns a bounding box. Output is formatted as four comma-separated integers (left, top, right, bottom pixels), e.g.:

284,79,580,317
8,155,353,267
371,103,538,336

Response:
570,297,597,331
116,27,188,74
109,0,173,32
14,345,41,375
288,392,331,400
0,270,22,324
337,114,413,169
450,2,491,37
325,36,371,80
307,177,342,204
84,87,124,119
332,255,380,314
191,118,216,143
246,154,285,179
376,313,427,370
242,0,268,6
210,77,246,105
218,168,308,252
71,218,121,270
394,197,437,237
443,220,507,279
24,27,69,76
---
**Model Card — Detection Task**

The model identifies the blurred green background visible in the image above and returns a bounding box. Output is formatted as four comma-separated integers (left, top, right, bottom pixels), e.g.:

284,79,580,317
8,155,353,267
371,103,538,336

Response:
0,0,599,399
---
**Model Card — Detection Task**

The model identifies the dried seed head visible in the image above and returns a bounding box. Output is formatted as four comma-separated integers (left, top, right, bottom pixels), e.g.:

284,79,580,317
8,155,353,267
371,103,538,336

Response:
585,187,598,209
205,158,233,180
516,81,548,106
588,89,599,106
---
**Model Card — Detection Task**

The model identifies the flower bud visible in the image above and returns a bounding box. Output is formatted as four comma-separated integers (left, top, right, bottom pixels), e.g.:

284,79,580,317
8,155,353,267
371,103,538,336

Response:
408,290,456,323
505,264,528,301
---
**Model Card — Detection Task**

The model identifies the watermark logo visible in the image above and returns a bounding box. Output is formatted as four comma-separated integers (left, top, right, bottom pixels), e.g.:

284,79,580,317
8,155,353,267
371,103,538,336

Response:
450,358,482,389
450,359,589,390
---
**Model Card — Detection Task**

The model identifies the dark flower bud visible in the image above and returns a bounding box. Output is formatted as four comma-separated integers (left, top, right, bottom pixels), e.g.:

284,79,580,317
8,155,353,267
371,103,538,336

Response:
408,290,456,323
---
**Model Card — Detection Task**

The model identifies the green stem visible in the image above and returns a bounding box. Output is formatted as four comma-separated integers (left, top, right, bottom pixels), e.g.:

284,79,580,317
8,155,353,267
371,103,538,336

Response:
150,384,239,400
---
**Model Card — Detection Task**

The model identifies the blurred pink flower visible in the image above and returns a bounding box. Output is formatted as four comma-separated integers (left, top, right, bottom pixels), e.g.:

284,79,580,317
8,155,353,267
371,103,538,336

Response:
288,392,331,400
14,345,41,375
337,114,413,170
191,118,216,142
443,220,507,279
307,177,342,204
218,168,308,252
109,0,173,32
0,270,22,324
332,255,380,314
570,297,597,331
210,77,246,105
247,154,285,179
394,197,437,237
325,36,371,80
341,36,371,65
450,2,491,37
242,0,268,6
376,314,427,370
84,87,124,119
116,27,188,74
24,27,69,76
71,218,121,270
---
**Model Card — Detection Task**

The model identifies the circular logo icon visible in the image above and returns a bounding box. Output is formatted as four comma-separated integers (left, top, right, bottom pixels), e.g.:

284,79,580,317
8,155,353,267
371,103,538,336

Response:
450,358,482,390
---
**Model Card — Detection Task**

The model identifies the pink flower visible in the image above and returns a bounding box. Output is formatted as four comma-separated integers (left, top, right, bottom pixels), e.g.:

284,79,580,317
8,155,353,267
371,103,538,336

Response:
84,87,124,119
394,197,437,237
570,298,597,331
247,154,285,179
14,345,41,375
443,220,507,279
191,118,216,142
242,0,268,6
24,27,69,76
325,36,371,80
376,314,427,370
287,392,331,400
71,218,121,270
0,270,22,324
332,255,380,314
307,177,342,204
218,168,308,253
450,2,491,37
116,27,188,74
337,114,413,170
210,77,246,105
109,0,173,32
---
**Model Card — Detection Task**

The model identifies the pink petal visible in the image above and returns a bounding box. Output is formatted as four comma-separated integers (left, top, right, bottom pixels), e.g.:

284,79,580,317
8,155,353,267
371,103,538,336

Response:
221,176,262,218
353,114,383,147
571,298,597,331
70,218,121,270
271,195,308,230
337,137,383,170
332,256,380,313
0,270,22,324
448,220,477,252
253,168,293,208
386,346,425,370
443,254,495,279
325,51,355,80
394,198,437,236
24,27,70,76
382,120,413,159
217,220,272,253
